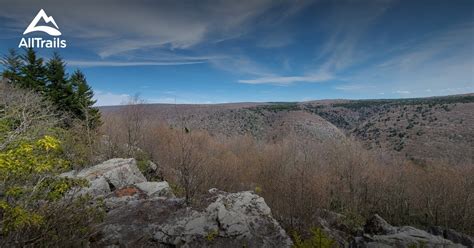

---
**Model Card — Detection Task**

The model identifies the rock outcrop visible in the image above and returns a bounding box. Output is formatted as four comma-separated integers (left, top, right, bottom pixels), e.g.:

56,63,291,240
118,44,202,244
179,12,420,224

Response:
135,181,174,198
61,158,147,197
351,214,468,248
92,189,292,247
62,158,292,248
427,226,474,248
363,214,397,235
62,159,473,248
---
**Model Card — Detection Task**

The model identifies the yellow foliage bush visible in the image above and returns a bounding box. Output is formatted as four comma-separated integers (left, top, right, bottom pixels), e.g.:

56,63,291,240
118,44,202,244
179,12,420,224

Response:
0,135,69,180
0,200,43,234
0,136,89,234
0,134,104,246
0,136,72,233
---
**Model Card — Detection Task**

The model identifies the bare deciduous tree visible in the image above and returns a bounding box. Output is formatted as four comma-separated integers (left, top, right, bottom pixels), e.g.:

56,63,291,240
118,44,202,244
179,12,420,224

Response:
0,81,59,150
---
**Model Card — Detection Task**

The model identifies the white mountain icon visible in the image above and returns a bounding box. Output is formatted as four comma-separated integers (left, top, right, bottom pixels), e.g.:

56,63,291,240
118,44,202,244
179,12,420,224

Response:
23,9,61,36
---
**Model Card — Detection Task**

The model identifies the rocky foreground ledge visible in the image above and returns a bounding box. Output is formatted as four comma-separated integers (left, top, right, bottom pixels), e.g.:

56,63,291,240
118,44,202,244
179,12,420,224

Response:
61,158,292,247
62,158,473,248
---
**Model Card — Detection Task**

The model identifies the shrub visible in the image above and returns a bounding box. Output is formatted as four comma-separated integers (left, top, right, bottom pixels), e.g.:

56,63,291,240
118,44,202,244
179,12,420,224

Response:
0,136,104,246
0,79,104,246
292,228,336,248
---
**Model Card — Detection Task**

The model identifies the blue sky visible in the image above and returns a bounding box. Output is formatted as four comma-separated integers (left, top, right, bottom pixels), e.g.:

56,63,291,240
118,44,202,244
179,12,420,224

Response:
0,0,473,105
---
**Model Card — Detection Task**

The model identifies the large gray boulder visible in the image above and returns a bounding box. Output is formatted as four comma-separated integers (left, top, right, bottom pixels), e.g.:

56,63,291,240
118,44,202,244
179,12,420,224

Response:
81,176,111,197
135,181,174,198
91,190,293,248
352,215,467,248
428,226,474,248
368,226,462,247
61,158,148,197
69,158,146,188
364,214,397,235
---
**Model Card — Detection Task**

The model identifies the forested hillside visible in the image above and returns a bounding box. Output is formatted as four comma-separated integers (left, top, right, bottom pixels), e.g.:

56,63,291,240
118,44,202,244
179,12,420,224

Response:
102,94,474,165
100,95,474,243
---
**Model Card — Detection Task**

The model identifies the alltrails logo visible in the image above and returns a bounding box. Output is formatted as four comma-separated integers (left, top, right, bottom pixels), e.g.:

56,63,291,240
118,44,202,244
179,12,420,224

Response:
18,9,67,49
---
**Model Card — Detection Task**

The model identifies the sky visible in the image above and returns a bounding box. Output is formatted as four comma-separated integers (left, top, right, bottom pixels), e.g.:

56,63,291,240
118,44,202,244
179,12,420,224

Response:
0,0,473,106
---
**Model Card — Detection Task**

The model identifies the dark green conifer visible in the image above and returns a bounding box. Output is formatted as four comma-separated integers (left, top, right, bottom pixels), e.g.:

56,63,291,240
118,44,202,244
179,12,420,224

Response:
70,70,101,128
20,48,47,91
46,52,75,114
1,49,23,84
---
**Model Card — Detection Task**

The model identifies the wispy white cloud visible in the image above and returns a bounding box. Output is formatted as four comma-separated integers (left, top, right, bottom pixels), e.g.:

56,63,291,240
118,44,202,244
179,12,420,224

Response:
210,56,274,77
238,72,332,85
346,22,474,95
94,91,212,106
94,91,130,106
67,51,222,67
335,84,375,91
237,0,393,86
68,60,204,67
439,86,474,94
313,0,393,73
146,97,177,104
257,32,293,48
393,90,411,95
0,0,299,57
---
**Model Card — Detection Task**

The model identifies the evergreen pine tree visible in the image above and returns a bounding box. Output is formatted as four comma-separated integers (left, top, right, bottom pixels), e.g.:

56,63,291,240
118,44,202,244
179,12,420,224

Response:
20,48,47,91
1,49,23,84
69,70,101,128
2,49,102,129
46,52,75,114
